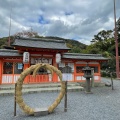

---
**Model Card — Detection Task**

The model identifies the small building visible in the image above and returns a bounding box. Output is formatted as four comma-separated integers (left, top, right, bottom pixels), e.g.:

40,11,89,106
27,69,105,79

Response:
0,37,107,84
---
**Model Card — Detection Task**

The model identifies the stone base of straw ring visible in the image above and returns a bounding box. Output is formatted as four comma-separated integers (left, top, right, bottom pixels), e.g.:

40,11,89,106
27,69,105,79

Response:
34,108,48,116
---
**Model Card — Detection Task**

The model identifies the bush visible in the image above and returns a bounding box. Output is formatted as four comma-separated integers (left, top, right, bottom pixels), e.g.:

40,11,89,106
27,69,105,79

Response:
101,70,116,78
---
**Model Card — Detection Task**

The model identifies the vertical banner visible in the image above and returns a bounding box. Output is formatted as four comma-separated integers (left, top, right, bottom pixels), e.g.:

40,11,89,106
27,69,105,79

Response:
23,52,30,64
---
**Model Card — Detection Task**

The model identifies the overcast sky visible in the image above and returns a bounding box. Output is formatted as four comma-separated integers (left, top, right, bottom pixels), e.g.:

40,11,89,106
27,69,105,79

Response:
0,0,120,45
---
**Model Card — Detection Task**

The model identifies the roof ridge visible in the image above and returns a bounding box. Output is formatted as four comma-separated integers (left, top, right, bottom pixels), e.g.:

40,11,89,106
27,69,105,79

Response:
63,53,102,57
0,49,18,52
15,37,65,43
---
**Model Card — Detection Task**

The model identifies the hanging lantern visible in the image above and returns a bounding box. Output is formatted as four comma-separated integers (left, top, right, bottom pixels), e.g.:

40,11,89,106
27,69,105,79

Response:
23,52,30,64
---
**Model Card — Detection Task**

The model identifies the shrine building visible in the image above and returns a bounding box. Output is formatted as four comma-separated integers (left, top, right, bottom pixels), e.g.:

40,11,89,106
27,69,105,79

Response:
0,37,107,84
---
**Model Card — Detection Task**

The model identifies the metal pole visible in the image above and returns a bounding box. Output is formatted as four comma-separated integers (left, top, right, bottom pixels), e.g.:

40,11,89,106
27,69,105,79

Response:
14,83,17,116
110,72,114,90
8,7,12,46
113,0,119,78
64,81,67,112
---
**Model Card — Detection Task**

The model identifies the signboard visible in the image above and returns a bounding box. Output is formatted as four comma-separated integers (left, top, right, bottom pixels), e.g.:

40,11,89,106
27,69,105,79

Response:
31,58,52,64
23,52,30,64
56,53,61,63
62,73,73,81
18,63,23,69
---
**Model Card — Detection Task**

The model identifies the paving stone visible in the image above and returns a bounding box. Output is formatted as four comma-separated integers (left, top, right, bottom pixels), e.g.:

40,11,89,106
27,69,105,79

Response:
34,108,48,116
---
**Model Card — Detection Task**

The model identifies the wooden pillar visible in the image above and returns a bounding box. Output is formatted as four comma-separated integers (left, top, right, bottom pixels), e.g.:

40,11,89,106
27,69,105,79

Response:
98,63,101,81
23,63,30,83
0,60,3,84
53,54,58,82
113,0,120,78
74,62,76,82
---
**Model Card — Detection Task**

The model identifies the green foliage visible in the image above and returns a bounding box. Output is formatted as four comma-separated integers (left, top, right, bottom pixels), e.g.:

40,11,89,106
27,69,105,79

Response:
0,37,8,48
0,36,14,48
83,30,115,57
84,28,118,77
82,44,101,54
44,36,87,53
101,70,116,78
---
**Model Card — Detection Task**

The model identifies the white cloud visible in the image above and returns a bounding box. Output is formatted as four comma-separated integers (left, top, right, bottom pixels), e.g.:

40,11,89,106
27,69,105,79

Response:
0,0,120,45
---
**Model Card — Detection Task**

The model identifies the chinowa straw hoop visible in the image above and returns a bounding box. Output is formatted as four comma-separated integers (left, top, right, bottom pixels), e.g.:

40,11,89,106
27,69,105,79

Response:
15,63,65,115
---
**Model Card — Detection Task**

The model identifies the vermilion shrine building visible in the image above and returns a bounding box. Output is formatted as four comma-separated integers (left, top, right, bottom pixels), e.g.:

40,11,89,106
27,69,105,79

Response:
0,37,107,84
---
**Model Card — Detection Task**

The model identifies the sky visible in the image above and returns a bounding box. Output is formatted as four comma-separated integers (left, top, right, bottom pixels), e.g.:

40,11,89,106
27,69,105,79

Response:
0,0,120,45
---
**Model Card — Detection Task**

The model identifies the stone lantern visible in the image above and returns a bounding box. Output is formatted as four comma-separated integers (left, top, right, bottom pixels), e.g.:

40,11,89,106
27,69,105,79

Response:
82,65,92,93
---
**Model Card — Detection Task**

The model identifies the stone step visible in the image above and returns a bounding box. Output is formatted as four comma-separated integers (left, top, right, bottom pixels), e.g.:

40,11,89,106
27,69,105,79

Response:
0,82,81,90
0,85,84,96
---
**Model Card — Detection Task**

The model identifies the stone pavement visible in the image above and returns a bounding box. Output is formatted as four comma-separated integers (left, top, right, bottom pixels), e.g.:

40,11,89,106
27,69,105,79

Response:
0,77,119,120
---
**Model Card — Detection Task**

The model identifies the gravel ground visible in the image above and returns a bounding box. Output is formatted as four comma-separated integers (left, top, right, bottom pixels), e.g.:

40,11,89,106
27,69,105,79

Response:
0,78,120,120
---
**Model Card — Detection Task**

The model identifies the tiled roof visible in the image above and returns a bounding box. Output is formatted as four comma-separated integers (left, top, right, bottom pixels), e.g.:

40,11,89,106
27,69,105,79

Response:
62,53,108,60
0,49,108,61
12,37,70,50
0,49,22,57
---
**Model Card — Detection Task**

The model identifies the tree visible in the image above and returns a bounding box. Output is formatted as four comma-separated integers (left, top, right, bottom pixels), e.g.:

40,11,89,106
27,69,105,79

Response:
92,30,113,42
83,30,115,57
14,30,39,38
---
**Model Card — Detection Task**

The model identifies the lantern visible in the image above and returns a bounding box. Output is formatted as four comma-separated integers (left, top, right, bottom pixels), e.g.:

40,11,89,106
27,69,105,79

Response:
56,53,61,63
82,65,92,78
82,65,92,93
23,52,30,64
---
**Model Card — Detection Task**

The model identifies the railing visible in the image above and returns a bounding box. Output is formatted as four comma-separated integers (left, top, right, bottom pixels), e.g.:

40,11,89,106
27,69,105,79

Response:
2,74,51,84
2,74,20,84
28,74,50,83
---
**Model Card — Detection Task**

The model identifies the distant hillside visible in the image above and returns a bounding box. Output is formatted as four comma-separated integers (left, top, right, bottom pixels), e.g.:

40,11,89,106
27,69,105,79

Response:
0,36,14,48
0,36,87,53
0,37,8,48
44,36,87,53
